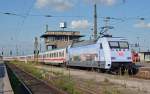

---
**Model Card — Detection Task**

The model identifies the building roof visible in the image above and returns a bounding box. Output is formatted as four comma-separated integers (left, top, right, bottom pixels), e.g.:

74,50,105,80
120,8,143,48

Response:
139,51,150,54
41,31,84,38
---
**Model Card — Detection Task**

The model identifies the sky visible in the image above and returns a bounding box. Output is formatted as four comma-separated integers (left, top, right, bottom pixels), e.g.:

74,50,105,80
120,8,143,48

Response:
0,0,150,56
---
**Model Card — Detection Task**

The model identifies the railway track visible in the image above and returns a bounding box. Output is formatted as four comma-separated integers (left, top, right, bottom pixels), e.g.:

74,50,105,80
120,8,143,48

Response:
75,80,99,94
39,63,150,80
51,64,150,78
134,67,150,79
5,63,67,94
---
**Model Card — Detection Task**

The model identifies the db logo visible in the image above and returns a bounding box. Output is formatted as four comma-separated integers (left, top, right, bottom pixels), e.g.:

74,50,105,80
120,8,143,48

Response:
118,51,124,56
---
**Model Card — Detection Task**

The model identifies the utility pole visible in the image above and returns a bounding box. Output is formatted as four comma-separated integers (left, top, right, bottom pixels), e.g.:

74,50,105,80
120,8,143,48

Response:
10,50,12,56
16,45,19,56
93,4,97,40
39,38,42,52
137,37,140,52
46,25,48,51
1,48,4,56
46,24,48,32
34,37,39,63
104,17,110,35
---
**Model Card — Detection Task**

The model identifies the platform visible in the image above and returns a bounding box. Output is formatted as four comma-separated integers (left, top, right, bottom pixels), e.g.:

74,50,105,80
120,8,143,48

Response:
0,61,13,94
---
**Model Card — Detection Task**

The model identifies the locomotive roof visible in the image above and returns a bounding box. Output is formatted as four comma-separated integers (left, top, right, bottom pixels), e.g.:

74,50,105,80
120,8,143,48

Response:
71,37,128,47
106,37,127,41
71,39,97,47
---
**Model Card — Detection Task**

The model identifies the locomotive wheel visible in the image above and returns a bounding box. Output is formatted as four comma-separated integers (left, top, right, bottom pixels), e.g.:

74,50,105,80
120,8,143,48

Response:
121,68,125,75
100,69,106,73
128,67,138,75
128,64,139,75
128,69,133,75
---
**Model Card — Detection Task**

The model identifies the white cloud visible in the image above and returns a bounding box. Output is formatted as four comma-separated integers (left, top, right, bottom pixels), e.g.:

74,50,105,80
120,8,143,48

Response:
70,20,90,29
35,0,73,11
84,0,116,6
35,0,49,8
134,21,150,29
102,0,116,5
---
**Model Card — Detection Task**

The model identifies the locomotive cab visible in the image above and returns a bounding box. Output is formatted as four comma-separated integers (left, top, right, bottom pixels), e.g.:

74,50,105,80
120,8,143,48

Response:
109,40,132,73
98,37,133,74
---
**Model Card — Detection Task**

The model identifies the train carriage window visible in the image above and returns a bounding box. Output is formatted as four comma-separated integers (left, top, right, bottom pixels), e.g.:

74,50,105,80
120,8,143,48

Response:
54,53,56,57
44,54,46,58
45,54,47,58
49,54,51,57
56,52,58,57
62,51,64,57
59,52,61,57
52,53,54,58
53,53,55,58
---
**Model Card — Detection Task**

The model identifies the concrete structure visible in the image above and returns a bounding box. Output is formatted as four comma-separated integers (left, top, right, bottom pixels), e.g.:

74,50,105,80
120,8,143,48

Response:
139,52,150,62
41,31,83,50
0,61,14,94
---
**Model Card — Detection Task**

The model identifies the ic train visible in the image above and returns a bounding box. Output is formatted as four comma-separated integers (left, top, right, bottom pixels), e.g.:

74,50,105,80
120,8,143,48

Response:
4,36,138,75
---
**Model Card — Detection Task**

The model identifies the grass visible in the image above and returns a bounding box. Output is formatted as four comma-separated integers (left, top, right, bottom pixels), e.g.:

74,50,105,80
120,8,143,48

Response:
103,87,121,94
104,78,110,83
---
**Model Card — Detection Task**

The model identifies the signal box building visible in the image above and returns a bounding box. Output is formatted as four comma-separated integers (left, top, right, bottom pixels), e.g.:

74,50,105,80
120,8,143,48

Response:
41,31,83,50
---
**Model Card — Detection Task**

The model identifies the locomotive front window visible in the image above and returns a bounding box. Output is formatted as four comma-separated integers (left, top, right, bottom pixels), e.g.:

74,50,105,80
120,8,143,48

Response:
119,42,129,49
109,41,119,48
109,41,129,49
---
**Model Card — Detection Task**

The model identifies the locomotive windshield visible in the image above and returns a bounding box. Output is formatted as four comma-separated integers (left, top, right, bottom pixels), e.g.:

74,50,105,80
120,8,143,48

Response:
109,41,129,49
119,41,129,48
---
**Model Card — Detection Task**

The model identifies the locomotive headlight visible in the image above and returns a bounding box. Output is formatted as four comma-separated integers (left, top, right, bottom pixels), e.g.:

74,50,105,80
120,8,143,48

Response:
111,57,116,60
127,57,131,60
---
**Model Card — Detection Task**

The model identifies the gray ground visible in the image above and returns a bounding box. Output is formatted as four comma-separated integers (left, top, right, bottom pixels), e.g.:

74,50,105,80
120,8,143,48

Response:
0,61,13,94
0,62,4,94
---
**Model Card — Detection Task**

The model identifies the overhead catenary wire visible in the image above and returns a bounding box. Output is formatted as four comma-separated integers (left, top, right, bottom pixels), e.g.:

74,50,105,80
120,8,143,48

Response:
1,11,150,21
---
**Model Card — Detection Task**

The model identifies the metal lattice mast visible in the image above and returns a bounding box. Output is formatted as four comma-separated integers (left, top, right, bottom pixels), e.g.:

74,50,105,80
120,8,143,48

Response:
34,37,39,63
93,4,97,40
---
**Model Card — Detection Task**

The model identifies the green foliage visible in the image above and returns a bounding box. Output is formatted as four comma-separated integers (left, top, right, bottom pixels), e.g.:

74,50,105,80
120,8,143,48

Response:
85,79,95,88
104,78,109,83
52,75,80,94
103,87,121,94
11,61,42,79
6,64,22,94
